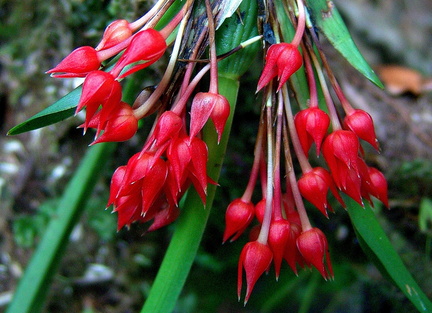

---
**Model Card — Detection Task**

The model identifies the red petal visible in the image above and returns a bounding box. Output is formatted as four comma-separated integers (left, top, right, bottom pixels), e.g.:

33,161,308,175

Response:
297,228,333,280
47,46,101,77
238,241,273,304
223,198,255,243
268,219,291,279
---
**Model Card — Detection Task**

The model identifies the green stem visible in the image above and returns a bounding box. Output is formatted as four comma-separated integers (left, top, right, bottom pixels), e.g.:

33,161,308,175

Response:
140,75,239,313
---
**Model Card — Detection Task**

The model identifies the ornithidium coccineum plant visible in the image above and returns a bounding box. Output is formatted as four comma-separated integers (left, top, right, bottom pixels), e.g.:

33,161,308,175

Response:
7,0,432,312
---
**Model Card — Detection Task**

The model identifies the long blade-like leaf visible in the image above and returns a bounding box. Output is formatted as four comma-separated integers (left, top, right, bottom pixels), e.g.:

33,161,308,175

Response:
7,87,81,135
346,198,432,312
307,0,383,88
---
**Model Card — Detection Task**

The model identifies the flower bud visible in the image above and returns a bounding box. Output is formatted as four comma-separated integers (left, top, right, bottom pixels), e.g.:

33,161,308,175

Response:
189,92,224,139
223,198,255,243
166,136,192,190
344,109,379,150
297,228,333,280
268,219,291,279
76,71,122,132
147,203,180,232
113,191,143,230
46,46,101,78
210,94,230,143
238,241,273,305
91,102,138,144
140,157,168,214
96,19,133,51
110,29,167,78
283,222,304,274
294,107,330,156
298,167,344,217
153,111,183,146
254,198,266,224
187,137,209,204
367,167,389,208
257,43,302,92
107,165,127,206
323,130,362,198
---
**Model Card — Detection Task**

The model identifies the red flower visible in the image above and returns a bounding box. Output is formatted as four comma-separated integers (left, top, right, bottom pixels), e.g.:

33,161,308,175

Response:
153,111,184,147
76,71,122,132
89,102,138,144
146,203,180,232
238,241,273,304
268,218,291,279
323,130,360,174
166,136,192,190
96,19,133,51
298,167,344,217
189,92,217,139
344,109,379,150
210,94,230,143
187,137,210,204
109,29,167,78
257,43,302,91
283,221,304,274
223,198,255,243
294,107,330,156
107,165,127,207
109,152,168,228
46,46,101,78
365,167,389,208
323,130,362,201
297,228,333,280
254,198,266,224
189,92,230,142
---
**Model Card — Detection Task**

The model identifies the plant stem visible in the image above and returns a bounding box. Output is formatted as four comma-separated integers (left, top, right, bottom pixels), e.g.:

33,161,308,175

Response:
241,119,264,202
257,95,274,245
282,85,312,173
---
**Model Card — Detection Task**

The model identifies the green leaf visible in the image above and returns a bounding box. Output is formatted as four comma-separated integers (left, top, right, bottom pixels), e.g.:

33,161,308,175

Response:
6,142,116,313
346,198,432,312
216,0,259,78
7,86,81,135
419,198,432,234
306,0,384,88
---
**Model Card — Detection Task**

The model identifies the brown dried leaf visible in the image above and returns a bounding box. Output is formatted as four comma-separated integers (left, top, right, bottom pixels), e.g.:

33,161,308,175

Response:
375,65,432,96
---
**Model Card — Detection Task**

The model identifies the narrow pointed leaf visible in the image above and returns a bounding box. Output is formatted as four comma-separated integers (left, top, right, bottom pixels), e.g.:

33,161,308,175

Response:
346,198,432,312
215,0,259,78
306,0,383,88
7,87,81,135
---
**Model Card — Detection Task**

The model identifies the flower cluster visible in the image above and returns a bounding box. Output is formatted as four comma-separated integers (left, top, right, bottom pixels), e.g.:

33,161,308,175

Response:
46,0,389,305
225,0,389,304
47,2,233,231
48,24,169,143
